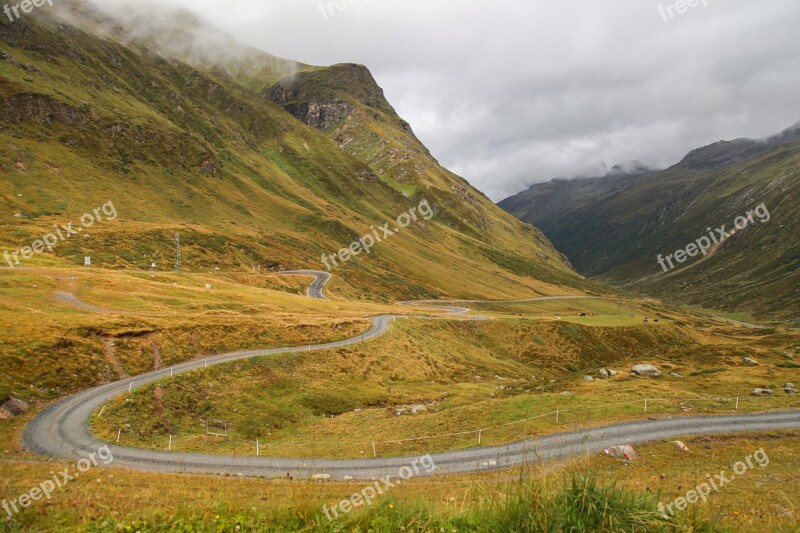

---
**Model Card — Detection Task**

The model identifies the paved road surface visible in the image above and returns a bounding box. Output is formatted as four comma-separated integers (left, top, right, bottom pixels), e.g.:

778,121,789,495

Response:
23,271,800,479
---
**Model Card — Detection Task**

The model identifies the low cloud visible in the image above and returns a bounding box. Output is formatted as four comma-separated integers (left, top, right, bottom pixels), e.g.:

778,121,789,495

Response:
94,0,800,200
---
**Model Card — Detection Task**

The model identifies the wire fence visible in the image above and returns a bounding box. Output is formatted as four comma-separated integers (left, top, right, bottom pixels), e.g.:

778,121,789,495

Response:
101,393,800,459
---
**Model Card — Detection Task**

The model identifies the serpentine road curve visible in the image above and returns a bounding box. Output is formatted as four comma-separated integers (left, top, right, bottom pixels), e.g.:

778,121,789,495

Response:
24,271,800,480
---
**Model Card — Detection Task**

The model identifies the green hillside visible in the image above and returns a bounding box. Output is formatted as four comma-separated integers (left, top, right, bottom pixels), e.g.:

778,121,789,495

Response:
0,7,596,302
500,133,800,320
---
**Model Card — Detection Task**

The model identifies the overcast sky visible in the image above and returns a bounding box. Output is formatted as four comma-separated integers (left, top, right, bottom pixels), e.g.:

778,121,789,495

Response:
103,0,800,201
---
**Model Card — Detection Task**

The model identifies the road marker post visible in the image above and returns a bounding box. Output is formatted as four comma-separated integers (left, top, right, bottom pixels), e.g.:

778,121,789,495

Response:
168,434,172,451
644,399,648,412
98,404,106,418
128,382,133,392
116,429,121,443
736,396,739,410
372,441,377,457
556,410,559,423
478,429,482,445
256,439,260,457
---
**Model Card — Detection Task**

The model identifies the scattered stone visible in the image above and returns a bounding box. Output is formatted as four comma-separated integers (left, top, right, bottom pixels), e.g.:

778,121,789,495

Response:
559,391,573,396
353,409,362,413
583,375,594,382
672,440,690,452
751,388,774,396
785,384,797,394
410,404,428,414
670,372,684,378
785,383,795,389
604,444,637,462
631,364,661,378
784,353,795,360
312,473,331,481
608,369,618,377
598,368,609,379
394,408,407,416
743,357,760,366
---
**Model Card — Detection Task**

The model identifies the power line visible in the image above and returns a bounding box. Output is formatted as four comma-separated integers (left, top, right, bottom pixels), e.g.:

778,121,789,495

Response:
175,233,182,274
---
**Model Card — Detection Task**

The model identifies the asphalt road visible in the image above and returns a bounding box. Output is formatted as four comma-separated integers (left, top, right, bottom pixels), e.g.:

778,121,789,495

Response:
23,271,800,480
281,270,331,299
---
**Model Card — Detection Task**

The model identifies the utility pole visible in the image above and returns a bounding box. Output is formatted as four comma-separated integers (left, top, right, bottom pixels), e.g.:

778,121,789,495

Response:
175,233,182,274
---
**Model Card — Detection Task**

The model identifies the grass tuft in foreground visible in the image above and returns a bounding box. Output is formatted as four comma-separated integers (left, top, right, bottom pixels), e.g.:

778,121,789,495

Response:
61,473,713,532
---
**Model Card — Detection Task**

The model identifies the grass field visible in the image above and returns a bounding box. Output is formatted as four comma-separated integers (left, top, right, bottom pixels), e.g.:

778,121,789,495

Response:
1,265,798,532
91,315,800,459
1,426,797,531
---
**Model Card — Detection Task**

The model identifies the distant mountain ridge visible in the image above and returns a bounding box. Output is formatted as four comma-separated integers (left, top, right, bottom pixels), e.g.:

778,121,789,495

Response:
499,124,800,319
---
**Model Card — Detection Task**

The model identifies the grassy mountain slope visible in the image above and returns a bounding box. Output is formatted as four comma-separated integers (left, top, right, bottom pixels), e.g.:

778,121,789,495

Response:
499,130,800,319
0,8,595,302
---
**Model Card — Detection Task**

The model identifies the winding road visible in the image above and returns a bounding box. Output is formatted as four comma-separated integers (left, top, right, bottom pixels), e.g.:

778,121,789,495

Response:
24,271,800,480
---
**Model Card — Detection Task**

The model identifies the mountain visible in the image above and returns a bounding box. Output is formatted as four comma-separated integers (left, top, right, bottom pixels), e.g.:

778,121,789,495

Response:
499,126,800,319
0,2,596,301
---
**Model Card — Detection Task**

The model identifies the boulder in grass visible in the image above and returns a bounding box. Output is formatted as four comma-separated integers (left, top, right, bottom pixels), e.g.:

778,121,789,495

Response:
785,384,797,394
0,397,29,418
672,440,690,452
608,369,619,377
751,388,774,396
583,375,594,382
743,357,760,366
604,444,637,462
598,368,609,378
631,364,661,378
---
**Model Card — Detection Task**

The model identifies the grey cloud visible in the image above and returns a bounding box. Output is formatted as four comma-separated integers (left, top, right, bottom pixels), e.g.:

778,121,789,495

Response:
95,0,800,200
